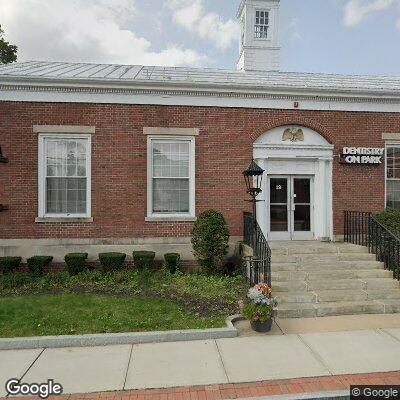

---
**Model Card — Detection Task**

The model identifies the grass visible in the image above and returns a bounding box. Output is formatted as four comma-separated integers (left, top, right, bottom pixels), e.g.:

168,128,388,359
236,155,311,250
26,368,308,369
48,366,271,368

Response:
0,269,248,337
0,293,227,338
0,269,248,316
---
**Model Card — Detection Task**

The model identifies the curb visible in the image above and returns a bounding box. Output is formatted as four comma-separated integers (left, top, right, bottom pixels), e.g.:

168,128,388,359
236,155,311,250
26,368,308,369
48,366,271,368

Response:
237,391,350,400
0,315,243,350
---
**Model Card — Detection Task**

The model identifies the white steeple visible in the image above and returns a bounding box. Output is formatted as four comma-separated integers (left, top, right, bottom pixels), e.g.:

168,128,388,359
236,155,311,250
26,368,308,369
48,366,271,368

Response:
237,0,281,72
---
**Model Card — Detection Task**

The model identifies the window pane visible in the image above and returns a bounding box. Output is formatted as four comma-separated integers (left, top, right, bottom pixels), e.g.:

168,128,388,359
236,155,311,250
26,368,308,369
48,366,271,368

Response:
387,147,400,210
153,178,189,213
46,139,87,177
153,141,190,178
46,177,87,214
387,180,400,210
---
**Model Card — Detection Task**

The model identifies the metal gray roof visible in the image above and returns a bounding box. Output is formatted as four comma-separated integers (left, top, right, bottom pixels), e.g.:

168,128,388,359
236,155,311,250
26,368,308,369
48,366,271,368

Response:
1,61,400,95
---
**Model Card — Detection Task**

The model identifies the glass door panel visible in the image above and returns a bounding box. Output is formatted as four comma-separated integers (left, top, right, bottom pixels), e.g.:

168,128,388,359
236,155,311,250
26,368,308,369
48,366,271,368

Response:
270,178,288,232
293,178,311,232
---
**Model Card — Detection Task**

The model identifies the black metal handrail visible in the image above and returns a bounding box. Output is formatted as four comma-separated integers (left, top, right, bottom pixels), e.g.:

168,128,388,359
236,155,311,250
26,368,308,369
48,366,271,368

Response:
243,212,272,286
344,210,400,280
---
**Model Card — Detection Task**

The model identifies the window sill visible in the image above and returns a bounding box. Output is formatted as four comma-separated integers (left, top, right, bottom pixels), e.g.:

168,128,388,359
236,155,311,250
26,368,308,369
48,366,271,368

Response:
145,216,197,222
35,217,94,223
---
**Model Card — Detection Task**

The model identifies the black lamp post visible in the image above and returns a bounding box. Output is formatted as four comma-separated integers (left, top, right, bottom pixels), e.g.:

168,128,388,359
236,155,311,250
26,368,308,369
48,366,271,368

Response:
243,159,265,229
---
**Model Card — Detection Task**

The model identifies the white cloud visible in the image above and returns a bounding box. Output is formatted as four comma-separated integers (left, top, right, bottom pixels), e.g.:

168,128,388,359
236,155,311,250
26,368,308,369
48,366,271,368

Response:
287,17,303,41
167,0,239,50
343,0,395,27
0,0,207,66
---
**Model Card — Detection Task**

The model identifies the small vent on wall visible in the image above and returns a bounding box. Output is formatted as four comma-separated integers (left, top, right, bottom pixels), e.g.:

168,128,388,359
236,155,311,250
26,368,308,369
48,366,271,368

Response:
0,146,8,163
0,205,9,212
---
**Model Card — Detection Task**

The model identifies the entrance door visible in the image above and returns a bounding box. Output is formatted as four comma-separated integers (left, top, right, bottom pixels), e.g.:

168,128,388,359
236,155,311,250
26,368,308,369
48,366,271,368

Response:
269,176,314,240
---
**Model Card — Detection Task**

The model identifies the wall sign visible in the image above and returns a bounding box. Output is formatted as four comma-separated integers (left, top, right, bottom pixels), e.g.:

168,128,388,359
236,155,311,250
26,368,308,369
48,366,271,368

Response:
340,147,384,165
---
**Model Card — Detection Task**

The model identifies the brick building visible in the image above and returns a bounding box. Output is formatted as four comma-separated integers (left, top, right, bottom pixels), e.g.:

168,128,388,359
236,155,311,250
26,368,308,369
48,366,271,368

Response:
1,0,400,261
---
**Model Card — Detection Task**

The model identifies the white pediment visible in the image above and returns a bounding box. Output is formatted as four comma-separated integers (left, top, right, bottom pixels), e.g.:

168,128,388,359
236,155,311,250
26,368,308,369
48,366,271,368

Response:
254,125,331,147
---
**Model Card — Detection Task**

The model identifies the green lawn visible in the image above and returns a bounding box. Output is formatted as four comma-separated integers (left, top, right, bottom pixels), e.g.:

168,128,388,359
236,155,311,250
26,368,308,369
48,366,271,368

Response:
0,294,226,338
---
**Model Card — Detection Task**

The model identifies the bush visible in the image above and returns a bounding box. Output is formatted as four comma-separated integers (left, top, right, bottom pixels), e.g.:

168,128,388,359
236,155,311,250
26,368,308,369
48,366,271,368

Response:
0,256,22,274
98,252,126,272
65,253,88,276
376,209,400,237
132,251,155,270
27,256,53,276
0,271,32,289
191,210,230,275
164,253,181,274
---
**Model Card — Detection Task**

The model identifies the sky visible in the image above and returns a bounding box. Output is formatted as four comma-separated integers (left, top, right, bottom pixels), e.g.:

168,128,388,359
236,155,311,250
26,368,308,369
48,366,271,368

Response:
0,0,400,76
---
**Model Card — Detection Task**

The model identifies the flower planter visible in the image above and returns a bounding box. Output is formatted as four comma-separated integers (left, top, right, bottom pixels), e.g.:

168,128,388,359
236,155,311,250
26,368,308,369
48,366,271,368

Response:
251,318,273,333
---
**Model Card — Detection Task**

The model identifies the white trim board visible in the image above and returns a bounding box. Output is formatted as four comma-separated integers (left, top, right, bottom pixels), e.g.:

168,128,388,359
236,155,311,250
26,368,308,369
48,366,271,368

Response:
2,85,400,113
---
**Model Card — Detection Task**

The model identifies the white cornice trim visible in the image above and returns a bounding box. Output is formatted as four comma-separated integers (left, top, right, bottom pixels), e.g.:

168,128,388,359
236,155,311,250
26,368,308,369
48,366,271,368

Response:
2,82,400,113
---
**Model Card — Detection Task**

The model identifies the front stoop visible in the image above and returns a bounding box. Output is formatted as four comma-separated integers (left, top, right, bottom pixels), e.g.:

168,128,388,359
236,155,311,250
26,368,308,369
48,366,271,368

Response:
272,242,400,319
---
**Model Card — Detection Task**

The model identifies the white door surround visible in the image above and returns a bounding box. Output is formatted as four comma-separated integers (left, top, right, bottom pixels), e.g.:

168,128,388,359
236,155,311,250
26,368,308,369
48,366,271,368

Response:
253,125,334,241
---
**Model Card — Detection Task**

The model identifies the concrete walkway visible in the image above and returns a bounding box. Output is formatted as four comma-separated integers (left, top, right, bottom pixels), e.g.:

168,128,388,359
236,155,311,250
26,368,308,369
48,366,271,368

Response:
2,328,400,397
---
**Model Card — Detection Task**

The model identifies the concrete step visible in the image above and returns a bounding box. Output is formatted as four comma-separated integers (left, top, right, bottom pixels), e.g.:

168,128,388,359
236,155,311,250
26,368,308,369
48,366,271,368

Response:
307,279,364,291
272,253,376,263
274,287,400,304
315,301,385,317
316,289,368,303
307,269,391,280
274,278,398,292
275,292,316,304
273,281,308,292
270,243,370,256
272,261,384,272
272,269,391,282
366,289,400,301
382,299,400,313
275,303,317,318
276,300,385,318
364,278,399,289
301,260,383,269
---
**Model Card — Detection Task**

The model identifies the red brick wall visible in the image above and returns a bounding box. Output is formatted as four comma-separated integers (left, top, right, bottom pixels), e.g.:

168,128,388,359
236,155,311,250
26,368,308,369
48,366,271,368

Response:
0,101,398,239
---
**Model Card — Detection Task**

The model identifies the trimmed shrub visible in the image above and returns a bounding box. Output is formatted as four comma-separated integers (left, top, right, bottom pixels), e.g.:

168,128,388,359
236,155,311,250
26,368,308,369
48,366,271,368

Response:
65,253,88,276
191,210,230,275
0,257,22,274
376,209,400,237
133,251,156,270
27,256,53,276
164,253,181,274
99,252,126,272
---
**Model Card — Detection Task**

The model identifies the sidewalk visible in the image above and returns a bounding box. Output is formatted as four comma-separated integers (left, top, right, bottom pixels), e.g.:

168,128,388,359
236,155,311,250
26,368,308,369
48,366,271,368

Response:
2,327,400,398
25,371,400,400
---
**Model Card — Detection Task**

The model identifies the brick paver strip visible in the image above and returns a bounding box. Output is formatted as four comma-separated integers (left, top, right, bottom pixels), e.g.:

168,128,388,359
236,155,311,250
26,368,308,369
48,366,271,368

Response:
5,371,400,400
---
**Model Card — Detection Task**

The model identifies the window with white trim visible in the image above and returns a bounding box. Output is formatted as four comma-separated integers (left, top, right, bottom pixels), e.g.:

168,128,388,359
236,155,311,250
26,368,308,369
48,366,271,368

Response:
255,10,269,39
386,145,400,210
38,134,91,218
147,137,195,218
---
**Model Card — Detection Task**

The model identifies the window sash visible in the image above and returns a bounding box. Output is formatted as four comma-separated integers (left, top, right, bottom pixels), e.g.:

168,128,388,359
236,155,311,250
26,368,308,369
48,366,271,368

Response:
255,10,269,39
148,137,195,218
386,145,400,210
39,134,91,218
